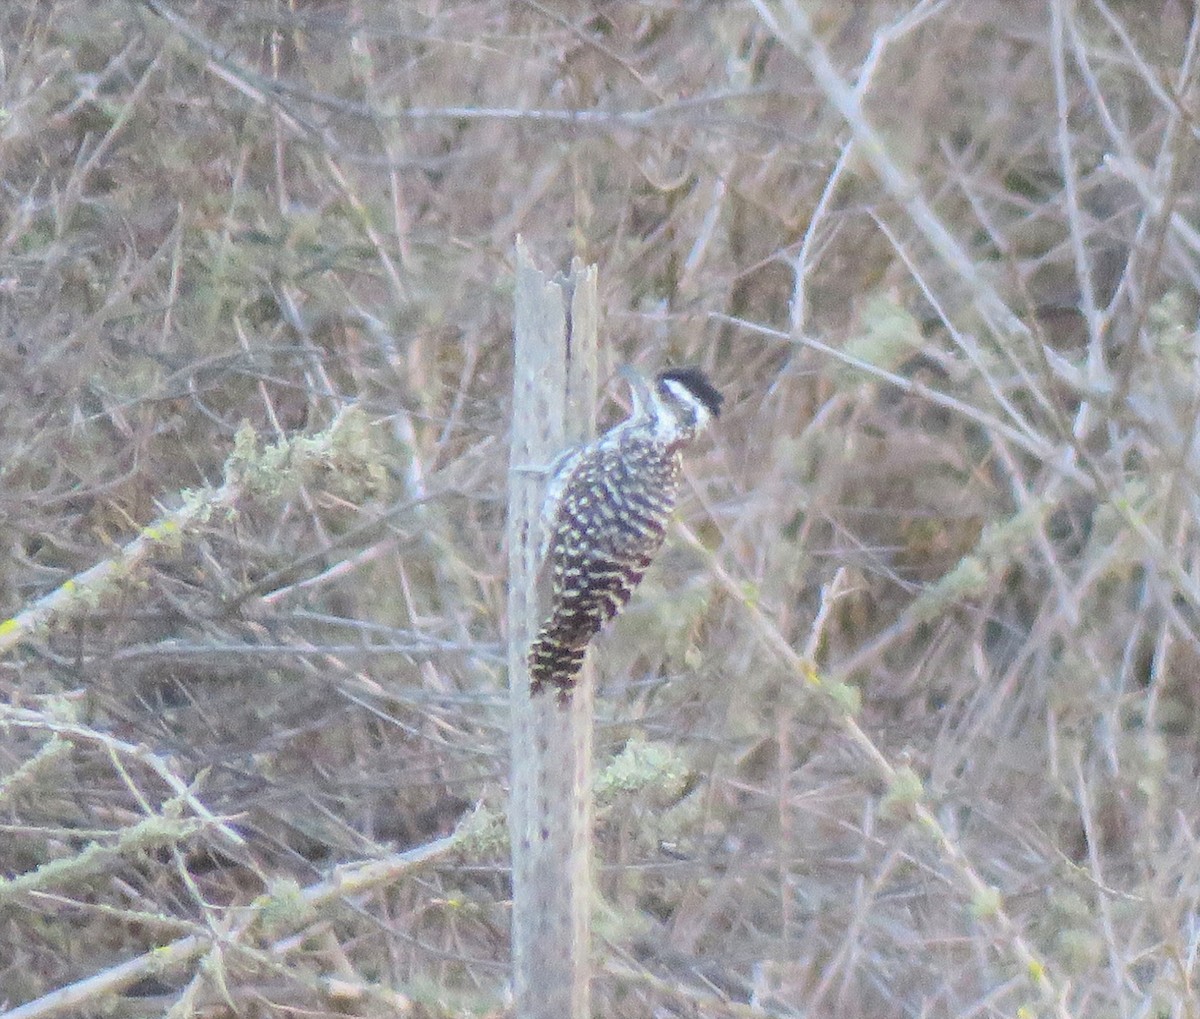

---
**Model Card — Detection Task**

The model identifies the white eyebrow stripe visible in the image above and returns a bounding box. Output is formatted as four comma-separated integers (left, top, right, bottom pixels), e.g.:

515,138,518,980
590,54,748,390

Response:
663,378,712,424
663,379,697,407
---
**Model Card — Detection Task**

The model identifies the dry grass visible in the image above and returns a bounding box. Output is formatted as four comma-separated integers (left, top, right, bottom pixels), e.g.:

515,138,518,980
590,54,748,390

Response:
2,1,1200,1016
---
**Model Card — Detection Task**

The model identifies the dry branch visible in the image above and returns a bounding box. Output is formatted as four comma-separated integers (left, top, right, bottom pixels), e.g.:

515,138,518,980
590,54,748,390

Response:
0,408,376,658
0,833,461,1019
507,241,599,1019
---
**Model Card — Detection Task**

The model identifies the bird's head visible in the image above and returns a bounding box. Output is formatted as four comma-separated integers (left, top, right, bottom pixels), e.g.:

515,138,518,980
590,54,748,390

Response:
621,364,723,446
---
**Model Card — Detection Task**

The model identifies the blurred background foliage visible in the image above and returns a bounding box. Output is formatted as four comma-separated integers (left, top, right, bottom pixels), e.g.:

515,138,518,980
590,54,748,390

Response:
2,0,1200,1016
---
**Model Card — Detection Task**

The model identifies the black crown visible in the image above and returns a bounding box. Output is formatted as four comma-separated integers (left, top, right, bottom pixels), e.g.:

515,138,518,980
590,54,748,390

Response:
657,366,723,419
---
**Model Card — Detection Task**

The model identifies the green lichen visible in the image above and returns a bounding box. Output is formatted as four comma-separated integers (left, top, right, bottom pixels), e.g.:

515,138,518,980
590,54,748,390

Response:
596,736,690,804
880,765,924,819
255,876,312,937
970,884,1003,919
826,679,862,716
836,292,925,386
454,803,508,857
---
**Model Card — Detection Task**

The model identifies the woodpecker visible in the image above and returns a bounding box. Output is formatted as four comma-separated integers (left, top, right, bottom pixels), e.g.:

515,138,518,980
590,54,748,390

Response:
528,365,723,699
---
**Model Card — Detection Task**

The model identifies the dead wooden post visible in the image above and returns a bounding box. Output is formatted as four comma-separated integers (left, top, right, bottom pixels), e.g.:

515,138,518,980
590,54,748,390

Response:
507,239,598,1019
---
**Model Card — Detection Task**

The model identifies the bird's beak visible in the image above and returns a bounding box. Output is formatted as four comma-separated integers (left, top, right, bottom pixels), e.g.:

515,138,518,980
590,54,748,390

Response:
618,364,651,412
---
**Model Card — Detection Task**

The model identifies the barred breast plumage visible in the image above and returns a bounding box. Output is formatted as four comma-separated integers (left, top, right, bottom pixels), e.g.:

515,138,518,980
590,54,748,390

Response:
527,366,722,700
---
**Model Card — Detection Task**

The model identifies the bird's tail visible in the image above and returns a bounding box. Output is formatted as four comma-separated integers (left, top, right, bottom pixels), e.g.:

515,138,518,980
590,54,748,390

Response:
528,630,587,702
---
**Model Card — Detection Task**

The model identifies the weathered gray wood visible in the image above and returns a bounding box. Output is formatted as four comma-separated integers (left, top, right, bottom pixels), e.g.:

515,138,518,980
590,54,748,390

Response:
507,239,598,1019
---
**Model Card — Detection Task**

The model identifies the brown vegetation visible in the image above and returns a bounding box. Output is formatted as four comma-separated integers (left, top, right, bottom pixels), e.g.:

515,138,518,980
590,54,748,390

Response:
2,1,1199,1016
